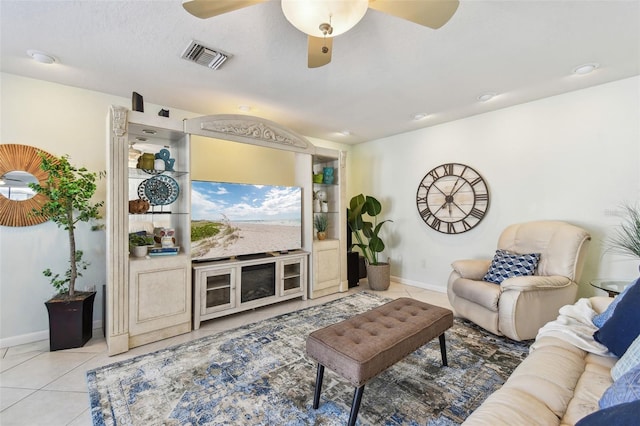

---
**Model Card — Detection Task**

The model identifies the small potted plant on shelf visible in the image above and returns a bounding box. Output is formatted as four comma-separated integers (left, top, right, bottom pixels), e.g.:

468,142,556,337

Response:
314,214,329,240
129,232,154,258
29,152,105,351
347,194,393,291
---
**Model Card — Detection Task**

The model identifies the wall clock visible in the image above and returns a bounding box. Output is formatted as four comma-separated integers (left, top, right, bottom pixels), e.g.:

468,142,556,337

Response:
416,163,489,234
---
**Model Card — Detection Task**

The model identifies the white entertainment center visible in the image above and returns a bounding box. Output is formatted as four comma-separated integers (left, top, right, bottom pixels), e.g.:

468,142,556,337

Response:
106,107,347,355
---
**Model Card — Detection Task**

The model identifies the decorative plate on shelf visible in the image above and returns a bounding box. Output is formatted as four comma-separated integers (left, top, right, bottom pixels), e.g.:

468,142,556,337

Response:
138,175,179,206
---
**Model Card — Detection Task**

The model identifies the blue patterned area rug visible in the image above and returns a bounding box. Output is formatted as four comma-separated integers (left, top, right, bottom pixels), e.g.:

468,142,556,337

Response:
87,292,530,425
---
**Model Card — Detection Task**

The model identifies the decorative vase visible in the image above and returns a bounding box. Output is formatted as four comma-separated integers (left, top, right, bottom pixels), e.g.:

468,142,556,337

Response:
137,153,155,170
321,201,328,213
317,231,327,240
314,198,321,213
366,262,391,291
323,167,334,184
313,173,324,183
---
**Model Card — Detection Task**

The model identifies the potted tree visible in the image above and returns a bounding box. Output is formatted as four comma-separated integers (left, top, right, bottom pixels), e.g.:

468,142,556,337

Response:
314,214,329,240
347,194,393,290
29,152,105,351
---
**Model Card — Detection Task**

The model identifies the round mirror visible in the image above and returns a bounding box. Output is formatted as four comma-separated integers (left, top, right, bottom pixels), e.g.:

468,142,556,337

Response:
1,171,38,200
0,144,55,227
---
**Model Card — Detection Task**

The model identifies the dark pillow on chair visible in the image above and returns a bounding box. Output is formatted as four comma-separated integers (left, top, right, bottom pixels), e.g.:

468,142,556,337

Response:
594,279,640,357
575,400,640,426
483,249,540,285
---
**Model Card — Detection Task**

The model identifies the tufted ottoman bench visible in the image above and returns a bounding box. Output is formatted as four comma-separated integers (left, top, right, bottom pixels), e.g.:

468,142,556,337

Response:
306,297,453,425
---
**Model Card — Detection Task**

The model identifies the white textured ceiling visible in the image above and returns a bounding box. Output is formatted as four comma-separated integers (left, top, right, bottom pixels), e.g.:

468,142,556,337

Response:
1,0,639,144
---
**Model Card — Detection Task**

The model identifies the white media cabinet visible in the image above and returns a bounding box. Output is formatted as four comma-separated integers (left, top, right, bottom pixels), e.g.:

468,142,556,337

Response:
192,251,308,329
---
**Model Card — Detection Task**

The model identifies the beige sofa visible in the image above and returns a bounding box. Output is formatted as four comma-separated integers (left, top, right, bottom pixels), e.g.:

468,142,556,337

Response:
464,296,616,425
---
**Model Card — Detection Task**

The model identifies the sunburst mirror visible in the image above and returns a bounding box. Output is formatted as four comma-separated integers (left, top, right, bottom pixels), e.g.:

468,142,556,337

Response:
0,144,55,227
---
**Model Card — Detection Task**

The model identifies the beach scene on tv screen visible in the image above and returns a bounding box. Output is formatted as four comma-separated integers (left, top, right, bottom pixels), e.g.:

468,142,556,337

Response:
191,181,302,260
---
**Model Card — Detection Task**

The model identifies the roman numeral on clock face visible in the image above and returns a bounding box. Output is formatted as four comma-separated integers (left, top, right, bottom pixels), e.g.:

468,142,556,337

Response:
470,207,485,219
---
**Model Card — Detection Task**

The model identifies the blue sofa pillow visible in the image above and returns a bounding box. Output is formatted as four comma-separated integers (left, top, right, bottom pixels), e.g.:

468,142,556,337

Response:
593,279,640,357
612,334,640,381
599,364,640,409
592,278,638,328
483,249,540,285
575,400,640,426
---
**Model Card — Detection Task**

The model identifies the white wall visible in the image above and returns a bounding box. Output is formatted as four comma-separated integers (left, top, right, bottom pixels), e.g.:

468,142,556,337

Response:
350,76,640,296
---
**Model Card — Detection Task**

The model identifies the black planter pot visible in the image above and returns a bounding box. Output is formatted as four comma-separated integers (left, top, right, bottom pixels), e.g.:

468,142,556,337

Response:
45,291,96,351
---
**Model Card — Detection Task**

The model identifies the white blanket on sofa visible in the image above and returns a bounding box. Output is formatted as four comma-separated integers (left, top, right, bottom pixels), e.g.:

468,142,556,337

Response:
531,298,612,356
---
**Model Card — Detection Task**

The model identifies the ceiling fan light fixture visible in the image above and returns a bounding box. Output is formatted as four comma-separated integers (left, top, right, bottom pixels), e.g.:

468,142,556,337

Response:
281,0,368,37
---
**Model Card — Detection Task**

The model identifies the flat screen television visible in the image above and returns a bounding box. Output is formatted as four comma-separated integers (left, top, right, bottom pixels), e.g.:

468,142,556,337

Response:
191,180,302,262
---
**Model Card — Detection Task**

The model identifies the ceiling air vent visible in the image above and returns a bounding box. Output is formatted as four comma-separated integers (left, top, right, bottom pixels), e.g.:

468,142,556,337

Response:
181,40,231,70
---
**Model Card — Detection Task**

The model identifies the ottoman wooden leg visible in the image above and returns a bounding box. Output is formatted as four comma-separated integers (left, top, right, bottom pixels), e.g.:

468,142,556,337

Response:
348,385,365,426
439,333,448,366
313,364,325,409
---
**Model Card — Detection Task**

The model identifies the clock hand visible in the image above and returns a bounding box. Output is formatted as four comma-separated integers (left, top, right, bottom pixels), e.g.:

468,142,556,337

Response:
450,181,467,198
432,183,448,197
449,178,461,196
452,200,467,215
437,201,448,213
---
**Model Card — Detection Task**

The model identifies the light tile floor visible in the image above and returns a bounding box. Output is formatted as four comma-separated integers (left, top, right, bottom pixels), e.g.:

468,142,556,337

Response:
0,282,451,426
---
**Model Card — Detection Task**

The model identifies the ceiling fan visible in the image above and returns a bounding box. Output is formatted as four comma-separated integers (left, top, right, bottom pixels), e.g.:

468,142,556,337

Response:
182,0,459,68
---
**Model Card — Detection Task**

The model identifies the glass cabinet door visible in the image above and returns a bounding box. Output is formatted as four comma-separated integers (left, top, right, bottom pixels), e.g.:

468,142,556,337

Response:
281,258,303,296
201,267,236,314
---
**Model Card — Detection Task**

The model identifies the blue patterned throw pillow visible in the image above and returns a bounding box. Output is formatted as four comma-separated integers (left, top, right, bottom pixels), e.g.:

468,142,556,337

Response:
599,364,640,409
483,249,541,285
612,334,640,381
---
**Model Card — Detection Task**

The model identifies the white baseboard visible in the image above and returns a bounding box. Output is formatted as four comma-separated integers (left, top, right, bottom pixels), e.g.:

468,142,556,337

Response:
0,319,103,349
390,275,447,293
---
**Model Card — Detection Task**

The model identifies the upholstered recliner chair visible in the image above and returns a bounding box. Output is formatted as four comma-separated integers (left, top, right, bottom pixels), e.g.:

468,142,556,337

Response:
447,221,591,341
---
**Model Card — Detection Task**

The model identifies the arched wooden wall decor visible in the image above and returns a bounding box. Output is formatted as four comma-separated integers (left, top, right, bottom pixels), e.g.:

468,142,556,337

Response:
0,144,55,227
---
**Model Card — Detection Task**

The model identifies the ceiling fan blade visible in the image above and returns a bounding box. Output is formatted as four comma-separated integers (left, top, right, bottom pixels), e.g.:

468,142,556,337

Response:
368,0,459,29
182,0,265,19
308,36,333,68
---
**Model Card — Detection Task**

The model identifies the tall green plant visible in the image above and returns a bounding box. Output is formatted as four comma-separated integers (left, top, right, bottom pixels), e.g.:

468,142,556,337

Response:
606,203,640,260
29,152,105,298
347,194,392,265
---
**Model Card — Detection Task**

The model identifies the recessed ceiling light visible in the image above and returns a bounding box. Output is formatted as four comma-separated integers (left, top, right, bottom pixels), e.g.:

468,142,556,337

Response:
27,49,56,64
238,105,251,112
573,63,599,75
477,92,497,102
340,130,351,136
412,113,429,121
